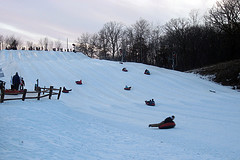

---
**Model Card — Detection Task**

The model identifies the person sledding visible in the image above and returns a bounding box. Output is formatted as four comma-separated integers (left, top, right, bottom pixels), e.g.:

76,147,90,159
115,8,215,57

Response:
149,115,176,129
62,87,72,93
124,85,131,90
145,99,155,106
122,67,128,72
76,80,82,85
144,69,150,75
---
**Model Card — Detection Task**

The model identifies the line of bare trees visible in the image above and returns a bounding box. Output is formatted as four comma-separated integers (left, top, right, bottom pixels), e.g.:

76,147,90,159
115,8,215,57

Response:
1,0,239,71
0,36,65,52
75,0,240,71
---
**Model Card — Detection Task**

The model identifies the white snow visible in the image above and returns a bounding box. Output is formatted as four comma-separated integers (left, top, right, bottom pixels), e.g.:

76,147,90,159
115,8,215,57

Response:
0,50,240,160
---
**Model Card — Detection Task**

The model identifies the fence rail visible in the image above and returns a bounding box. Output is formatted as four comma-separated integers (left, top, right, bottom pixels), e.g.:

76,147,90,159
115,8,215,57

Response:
0,86,62,103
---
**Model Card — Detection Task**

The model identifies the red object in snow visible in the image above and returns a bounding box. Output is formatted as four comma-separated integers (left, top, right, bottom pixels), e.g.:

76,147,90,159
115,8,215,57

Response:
62,88,72,93
4,89,24,95
124,87,131,90
76,80,82,85
145,100,155,106
62,90,69,93
159,122,176,129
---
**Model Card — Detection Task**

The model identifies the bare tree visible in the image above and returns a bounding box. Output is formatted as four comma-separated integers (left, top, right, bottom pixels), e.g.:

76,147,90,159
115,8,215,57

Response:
164,18,190,70
89,33,99,58
206,0,240,34
5,35,21,50
133,18,150,40
122,27,135,61
205,0,240,60
165,18,190,36
43,37,49,51
49,40,53,51
148,25,164,65
189,9,201,26
98,28,110,59
26,41,34,50
103,21,123,59
132,18,150,63
55,40,62,51
75,33,91,56
0,35,4,50
39,39,44,50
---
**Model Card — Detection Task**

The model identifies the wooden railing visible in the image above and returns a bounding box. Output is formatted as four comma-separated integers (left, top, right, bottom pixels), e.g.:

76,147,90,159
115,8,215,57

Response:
0,86,62,103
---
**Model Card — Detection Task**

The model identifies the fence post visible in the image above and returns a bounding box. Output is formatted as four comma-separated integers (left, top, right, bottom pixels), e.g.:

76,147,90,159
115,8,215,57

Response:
0,88,4,103
37,87,41,100
43,86,46,95
22,89,27,101
49,86,53,99
57,87,62,100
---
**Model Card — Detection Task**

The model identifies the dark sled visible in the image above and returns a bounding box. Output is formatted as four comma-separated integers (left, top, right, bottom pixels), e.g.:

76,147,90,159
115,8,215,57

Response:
62,89,72,93
159,122,176,129
124,87,131,90
145,101,155,106
144,72,150,75
4,89,24,95
122,68,128,72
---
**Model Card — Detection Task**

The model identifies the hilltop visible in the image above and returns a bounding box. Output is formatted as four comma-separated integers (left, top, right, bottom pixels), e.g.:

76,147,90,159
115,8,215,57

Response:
189,59,240,90
0,50,240,160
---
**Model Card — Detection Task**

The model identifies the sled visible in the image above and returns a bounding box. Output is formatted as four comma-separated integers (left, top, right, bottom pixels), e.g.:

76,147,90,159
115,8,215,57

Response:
122,68,128,72
62,89,72,93
159,122,176,129
144,72,150,75
145,101,155,106
124,87,131,90
76,80,82,85
62,90,69,93
4,89,24,95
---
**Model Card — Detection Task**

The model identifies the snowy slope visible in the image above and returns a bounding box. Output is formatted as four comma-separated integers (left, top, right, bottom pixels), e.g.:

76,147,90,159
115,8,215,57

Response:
0,50,240,160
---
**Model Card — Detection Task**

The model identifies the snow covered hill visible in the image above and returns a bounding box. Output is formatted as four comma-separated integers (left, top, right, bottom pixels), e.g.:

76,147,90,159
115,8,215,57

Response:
0,50,240,160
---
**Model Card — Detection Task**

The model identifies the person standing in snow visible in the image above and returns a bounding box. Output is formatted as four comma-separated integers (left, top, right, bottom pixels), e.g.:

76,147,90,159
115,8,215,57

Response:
20,77,25,90
12,72,20,90
149,115,175,127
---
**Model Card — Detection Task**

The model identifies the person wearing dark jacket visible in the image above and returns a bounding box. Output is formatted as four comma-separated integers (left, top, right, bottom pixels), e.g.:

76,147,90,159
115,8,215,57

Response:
12,72,20,90
149,115,175,127
145,99,155,106
164,116,175,123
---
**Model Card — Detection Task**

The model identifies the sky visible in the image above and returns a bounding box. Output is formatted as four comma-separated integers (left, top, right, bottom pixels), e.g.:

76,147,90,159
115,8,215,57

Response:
0,0,217,47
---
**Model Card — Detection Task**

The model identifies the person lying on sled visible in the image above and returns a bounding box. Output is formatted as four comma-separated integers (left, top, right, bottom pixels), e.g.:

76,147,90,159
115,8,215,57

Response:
144,69,150,75
124,85,131,90
149,115,175,127
145,99,155,106
122,68,128,72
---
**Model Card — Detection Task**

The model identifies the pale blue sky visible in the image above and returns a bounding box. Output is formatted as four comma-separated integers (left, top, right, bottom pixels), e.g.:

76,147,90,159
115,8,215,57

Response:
0,0,217,46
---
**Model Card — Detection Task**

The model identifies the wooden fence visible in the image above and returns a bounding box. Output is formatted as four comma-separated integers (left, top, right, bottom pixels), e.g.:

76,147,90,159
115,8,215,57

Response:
0,86,62,103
